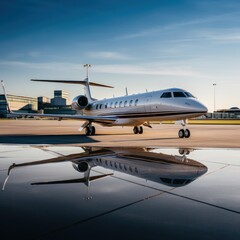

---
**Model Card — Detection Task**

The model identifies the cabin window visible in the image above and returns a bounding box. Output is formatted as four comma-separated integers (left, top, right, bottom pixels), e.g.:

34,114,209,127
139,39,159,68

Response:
129,100,133,106
96,104,99,109
119,101,123,107
105,104,107,109
135,99,139,106
115,102,118,108
99,104,102,109
160,92,172,98
110,102,113,108
124,100,128,107
173,92,186,98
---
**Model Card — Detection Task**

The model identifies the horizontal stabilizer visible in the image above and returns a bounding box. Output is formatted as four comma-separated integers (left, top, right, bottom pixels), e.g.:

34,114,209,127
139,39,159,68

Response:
31,173,113,185
31,79,114,88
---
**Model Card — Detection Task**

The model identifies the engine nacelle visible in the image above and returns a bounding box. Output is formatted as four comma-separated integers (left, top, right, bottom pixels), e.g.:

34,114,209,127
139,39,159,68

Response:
72,162,89,172
71,95,89,110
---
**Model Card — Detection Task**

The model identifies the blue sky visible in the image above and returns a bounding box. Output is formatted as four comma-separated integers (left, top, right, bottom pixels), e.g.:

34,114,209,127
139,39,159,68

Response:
1,0,240,111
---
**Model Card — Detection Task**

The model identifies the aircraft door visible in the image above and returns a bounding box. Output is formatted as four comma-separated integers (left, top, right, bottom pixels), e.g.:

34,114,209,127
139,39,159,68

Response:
144,95,152,112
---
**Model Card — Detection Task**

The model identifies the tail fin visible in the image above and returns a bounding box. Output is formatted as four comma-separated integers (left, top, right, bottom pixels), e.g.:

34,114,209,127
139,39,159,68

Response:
1,80,12,114
31,64,113,102
31,78,113,102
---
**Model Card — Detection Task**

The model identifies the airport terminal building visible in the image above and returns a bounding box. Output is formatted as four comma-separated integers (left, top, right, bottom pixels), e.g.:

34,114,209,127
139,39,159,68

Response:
0,94,38,117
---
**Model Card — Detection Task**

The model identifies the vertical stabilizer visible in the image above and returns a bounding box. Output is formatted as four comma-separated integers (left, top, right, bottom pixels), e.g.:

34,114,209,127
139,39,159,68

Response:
1,80,12,113
30,64,113,103
83,76,94,101
83,64,94,102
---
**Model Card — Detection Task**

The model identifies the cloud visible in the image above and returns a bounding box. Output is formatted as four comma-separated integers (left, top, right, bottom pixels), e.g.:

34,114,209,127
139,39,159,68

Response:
0,60,202,78
196,29,240,42
116,11,240,40
0,61,80,71
94,63,202,78
87,51,132,60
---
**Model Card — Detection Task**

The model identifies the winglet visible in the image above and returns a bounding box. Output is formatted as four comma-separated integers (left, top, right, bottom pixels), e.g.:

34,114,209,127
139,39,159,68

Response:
1,80,12,114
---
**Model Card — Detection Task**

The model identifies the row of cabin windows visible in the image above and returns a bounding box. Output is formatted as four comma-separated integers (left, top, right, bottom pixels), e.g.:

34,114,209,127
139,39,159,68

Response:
95,158,138,174
95,99,139,110
160,91,195,98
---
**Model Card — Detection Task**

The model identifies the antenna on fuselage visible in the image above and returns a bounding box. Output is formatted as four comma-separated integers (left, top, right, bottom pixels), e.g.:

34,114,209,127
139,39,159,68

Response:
125,87,128,96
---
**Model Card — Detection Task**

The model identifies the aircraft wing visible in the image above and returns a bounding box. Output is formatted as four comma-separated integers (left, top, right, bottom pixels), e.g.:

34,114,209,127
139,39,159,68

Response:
1,80,116,125
8,112,116,125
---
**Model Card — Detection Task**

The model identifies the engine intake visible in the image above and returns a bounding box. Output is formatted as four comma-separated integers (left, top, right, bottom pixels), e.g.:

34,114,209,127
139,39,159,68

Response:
72,162,89,172
72,95,89,110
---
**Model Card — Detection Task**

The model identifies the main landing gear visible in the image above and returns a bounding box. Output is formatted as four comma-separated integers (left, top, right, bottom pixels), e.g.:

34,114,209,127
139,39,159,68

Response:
133,126,143,134
85,125,96,136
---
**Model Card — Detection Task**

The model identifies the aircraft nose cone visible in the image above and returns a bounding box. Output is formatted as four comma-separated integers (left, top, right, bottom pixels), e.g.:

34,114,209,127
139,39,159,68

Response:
199,103,208,113
187,100,208,113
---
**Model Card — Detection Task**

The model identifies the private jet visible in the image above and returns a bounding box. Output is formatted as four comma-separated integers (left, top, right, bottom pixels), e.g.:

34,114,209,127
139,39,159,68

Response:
1,64,208,137
2,147,208,192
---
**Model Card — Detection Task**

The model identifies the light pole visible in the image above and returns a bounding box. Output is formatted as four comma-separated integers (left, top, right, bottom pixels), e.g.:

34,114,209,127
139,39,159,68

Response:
213,83,216,117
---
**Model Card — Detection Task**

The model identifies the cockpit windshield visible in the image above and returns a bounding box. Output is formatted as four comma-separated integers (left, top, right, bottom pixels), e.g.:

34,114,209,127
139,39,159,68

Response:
160,92,172,98
184,92,195,98
173,92,195,98
173,92,186,98
161,91,195,98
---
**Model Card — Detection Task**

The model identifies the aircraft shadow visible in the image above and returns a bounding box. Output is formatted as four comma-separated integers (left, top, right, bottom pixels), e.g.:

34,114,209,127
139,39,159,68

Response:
0,134,99,144
111,137,178,142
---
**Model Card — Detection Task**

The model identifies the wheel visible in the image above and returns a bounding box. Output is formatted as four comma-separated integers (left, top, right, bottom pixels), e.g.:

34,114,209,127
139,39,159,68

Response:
184,129,190,138
178,129,185,138
91,126,96,135
179,149,185,155
133,126,139,134
85,126,91,136
138,126,143,134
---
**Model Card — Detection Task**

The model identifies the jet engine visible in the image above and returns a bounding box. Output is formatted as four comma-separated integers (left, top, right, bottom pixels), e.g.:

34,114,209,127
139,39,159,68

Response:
71,95,89,110
72,162,89,172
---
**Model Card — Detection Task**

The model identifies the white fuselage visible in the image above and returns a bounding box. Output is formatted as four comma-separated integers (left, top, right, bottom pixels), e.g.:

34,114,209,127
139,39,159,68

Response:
83,88,208,126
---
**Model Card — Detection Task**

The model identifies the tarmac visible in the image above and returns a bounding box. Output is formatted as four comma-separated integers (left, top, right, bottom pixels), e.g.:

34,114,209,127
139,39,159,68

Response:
0,119,240,148
1,120,240,239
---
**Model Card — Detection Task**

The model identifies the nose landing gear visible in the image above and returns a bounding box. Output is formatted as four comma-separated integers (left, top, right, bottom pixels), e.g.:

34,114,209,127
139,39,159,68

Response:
178,119,191,138
178,128,190,138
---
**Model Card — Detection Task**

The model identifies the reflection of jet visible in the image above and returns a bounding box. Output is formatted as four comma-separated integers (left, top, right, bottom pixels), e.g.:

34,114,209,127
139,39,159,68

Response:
2,147,207,191
1,64,207,137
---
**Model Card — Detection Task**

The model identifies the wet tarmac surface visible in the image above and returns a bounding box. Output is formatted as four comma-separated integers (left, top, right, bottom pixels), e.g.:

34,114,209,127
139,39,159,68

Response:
0,145,240,240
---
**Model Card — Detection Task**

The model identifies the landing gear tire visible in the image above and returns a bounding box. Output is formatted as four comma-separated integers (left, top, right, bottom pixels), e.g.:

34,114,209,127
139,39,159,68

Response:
85,126,96,136
85,126,91,136
133,126,139,134
184,129,190,138
178,129,191,138
91,126,96,135
138,126,143,134
178,129,185,138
